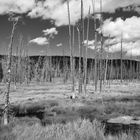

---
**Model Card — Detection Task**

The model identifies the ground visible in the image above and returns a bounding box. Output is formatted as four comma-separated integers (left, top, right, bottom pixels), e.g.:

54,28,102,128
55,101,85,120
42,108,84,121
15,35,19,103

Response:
0,79,140,135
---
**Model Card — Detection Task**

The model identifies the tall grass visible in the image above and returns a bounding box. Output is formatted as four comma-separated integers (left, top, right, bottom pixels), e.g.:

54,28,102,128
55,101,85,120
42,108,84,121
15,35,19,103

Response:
0,119,135,140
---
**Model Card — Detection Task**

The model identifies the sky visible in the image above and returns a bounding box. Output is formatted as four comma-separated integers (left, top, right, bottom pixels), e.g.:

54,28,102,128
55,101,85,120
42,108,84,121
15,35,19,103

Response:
0,0,140,59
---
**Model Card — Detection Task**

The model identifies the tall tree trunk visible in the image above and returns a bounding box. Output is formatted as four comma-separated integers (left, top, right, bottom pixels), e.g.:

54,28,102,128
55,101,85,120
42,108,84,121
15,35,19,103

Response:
120,34,123,83
84,7,90,95
14,39,19,88
91,0,98,91
4,19,18,125
104,38,110,84
104,59,108,84
25,40,29,85
77,27,82,93
45,41,49,82
78,0,84,94
109,59,113,88
67,0,74,92
72,26,75,91
99,0,103,93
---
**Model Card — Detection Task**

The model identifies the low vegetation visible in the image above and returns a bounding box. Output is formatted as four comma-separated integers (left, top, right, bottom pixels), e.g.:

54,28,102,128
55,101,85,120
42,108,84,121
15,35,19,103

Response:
0,119,139,140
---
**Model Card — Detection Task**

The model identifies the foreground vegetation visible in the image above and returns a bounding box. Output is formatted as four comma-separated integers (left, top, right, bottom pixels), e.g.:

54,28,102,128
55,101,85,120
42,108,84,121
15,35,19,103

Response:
1,119,139,140
0,83,140,140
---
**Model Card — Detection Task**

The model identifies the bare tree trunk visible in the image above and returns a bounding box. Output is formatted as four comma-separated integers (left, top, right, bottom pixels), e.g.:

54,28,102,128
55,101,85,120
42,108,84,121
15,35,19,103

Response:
104,38,110,84
62,45,66,83
19,35,23,85
45,42,49,82
91,0,98,91
78,0,84,94
14,41,19,88
104,59,108,83
72,26,75,91
120,33,123,83
67,0,74,92
136,57,139,80
25,40,29,85
4,19,18,125
84,7,90,95
49,55,52,82
99,0,103,93
77,27,82,93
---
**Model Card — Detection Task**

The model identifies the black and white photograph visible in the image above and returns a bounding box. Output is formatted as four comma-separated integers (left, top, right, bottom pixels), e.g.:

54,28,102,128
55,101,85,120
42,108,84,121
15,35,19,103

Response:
0,0,140,139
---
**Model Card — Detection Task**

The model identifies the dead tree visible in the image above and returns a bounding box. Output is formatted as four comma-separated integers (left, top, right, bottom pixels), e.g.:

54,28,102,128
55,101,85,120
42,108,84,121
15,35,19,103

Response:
14,36,20,87
78,0,84,94
99,0,103,93
76,0,84,94
25,37,30,85
104,36,110,84
72,26,75,90
120,33,123,83
91,0,98,91
84,7,90,94
4,16,18,125
48,42,52,82
67,0,74,92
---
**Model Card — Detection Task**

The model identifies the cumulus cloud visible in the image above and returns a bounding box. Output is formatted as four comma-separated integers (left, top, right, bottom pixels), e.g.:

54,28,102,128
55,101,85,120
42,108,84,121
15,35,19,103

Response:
0,0,35,14
83,40,102,51
104,39,140,57
28,0,92,26
28,0,140,26
127,48,140,56
104,38,121,46
29,37,49,45
29,27,58,46
102,16,140,57
43,27,58,38
56,43,62,47
102,0,140,13
102,16,140,42
0,0,140,26
125,41,140,56
83,40,95,46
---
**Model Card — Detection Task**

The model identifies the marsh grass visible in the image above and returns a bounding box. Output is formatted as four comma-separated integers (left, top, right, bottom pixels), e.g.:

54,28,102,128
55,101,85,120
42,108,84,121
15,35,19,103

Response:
0,98,140,140
4,119,137,140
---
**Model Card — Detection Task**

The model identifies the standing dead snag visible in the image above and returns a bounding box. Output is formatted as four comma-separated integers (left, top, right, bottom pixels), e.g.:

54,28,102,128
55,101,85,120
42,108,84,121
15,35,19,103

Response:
4,16,18,125
67,0,74,92
91,0,98,91
120,33,123,83
104,36,110,84
99,0,103,93
72,26,75,90
84,7,90,95
78,0,84,94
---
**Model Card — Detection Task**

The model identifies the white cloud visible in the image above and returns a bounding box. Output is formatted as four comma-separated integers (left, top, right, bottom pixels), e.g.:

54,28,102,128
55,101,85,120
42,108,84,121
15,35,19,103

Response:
102,0,140,13
102,16,140,56
86,40,102,51
56,43,62,47
28,0,140,26
0,0,35,14
29,27,58,46
0,0,140,26
127,48,140,56
125,41,140,56
104,39,140,56
29,37,49,45
102,16,140,42
83,40,95,46
43,27,58,38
